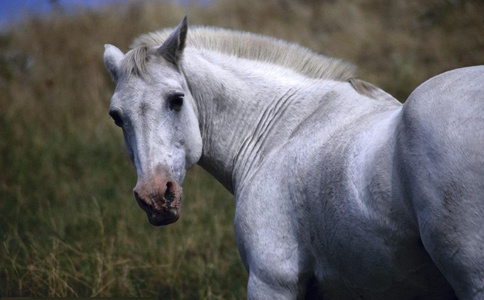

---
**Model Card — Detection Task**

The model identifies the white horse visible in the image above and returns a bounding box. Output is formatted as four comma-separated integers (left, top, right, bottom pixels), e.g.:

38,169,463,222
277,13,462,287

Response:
104,17,484,299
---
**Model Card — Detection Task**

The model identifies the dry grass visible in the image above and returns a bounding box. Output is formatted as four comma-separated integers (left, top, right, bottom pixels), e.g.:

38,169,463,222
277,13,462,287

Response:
1,0,483,297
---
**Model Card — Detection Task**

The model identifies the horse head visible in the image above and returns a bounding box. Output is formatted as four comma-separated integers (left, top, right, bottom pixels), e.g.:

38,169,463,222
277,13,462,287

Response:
103,17,202,225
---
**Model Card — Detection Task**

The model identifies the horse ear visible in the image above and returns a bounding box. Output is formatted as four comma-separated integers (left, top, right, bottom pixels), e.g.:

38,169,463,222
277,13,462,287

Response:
157,16,188,65
104,44,125,82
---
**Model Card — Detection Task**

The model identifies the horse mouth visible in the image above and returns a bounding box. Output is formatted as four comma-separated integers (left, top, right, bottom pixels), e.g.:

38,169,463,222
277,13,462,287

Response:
134,185,182,226
147,208,180,226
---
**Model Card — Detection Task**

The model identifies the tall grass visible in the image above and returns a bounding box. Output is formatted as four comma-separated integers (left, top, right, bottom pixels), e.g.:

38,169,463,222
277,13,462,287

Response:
1,0,483,297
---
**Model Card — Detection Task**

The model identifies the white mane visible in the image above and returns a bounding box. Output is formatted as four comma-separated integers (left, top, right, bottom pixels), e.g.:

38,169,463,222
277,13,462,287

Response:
126,26,357,82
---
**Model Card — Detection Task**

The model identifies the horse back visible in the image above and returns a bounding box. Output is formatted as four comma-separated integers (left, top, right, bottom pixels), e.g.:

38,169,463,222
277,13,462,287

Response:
397,66,484,298
398,66,484,201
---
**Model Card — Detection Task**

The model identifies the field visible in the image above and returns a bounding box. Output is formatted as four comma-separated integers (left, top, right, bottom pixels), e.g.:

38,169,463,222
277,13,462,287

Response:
1,0,483,297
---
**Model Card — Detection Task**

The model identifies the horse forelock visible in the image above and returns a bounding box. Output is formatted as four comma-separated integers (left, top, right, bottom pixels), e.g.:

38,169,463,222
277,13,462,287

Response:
129,26,357,82
120,46,152,78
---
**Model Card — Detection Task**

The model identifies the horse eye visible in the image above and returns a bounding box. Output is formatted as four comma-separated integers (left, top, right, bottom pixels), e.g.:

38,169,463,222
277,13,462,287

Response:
169,93,184,112
109,110,123,127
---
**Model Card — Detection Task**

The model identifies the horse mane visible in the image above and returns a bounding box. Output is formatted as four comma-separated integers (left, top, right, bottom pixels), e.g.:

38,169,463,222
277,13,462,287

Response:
125,26,357,82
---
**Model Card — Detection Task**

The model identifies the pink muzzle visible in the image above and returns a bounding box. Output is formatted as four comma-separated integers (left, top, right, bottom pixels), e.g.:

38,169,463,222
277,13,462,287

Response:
133,172,182,226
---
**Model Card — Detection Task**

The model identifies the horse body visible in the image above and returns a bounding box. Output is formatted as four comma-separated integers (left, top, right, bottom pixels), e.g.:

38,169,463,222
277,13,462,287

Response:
233,83,455,299
104,18,484,299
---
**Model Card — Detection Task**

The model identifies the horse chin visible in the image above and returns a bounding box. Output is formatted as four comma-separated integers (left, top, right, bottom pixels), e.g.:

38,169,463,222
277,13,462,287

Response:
147,208,180,226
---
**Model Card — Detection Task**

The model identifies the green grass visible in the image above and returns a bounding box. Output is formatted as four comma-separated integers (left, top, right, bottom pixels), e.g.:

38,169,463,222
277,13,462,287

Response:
0,116,244,297
1,0,483,297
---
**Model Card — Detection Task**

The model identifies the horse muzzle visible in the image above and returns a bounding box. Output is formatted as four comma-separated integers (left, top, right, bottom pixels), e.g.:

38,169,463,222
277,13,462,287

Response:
133,176,183,226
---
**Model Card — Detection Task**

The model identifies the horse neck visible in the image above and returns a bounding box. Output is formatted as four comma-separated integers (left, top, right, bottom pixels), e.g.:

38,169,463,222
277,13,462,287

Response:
180,49,386,194
181,50,271,192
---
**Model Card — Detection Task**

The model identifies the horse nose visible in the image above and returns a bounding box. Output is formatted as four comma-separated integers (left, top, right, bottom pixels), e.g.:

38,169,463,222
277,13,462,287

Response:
133,181,175,204
164,181,176,202
132,177,182,226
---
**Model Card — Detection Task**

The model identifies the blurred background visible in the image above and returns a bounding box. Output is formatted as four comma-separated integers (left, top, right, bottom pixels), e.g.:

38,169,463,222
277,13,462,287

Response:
0,0,483,297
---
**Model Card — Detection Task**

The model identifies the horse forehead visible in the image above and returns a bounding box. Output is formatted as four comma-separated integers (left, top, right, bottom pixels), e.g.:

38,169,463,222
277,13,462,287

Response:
145,57,182,79
111,82,144,107
110,66,184,111
127,71,183,94
112,78,168,102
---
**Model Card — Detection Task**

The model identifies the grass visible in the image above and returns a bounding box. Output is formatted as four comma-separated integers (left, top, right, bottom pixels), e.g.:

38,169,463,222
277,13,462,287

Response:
0,0,483,297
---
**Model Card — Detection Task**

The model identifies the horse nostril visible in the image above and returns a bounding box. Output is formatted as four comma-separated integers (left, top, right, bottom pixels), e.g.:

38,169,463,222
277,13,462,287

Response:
133,188,152,211
164,182,176,202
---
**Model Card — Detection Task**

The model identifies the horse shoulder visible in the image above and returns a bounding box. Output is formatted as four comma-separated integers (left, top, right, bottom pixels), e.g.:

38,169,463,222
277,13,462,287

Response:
234,157,314,299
